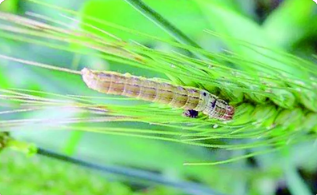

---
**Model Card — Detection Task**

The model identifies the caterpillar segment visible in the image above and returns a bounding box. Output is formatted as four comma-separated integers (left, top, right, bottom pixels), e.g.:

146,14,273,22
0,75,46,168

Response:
81,68,234,120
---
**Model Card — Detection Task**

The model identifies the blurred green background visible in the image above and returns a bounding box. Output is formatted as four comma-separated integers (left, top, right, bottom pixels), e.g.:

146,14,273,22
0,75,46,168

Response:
0,0,317,195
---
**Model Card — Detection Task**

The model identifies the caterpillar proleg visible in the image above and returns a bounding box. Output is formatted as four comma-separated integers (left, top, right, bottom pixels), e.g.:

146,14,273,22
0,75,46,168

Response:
81,68,234,120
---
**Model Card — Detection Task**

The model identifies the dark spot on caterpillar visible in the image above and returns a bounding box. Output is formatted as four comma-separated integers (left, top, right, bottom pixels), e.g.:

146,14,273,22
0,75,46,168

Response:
183,110,199,118
203,92,207,96
211,100,217,108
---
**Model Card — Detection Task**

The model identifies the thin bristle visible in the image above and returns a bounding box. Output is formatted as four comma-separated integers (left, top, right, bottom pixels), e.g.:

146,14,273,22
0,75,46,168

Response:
0,54,81,75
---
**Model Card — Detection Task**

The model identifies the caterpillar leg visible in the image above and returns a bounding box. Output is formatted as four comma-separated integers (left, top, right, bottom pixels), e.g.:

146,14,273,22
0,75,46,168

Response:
183,110,199,118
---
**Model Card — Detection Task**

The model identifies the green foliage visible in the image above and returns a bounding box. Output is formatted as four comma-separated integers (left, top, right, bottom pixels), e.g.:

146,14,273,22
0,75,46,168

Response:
0,132,36,155
263,0,315,48
82,0,208,42
0,0,19,13
0,150,183,195
0,0,316,163
0,0,317,194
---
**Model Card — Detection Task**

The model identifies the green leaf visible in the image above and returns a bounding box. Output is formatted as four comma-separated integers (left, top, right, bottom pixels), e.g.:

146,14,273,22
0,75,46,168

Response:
263,0,315,48
0,0,19,13
81,0,209,42
284,162,312,195
62,131,83,156
194,0,308,76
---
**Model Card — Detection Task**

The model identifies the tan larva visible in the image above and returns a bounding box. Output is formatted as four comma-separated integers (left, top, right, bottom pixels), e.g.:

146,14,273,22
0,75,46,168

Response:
81,68,235,120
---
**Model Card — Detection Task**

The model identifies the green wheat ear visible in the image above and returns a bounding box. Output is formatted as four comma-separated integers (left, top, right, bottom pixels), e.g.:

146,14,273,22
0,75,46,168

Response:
0,0,316,165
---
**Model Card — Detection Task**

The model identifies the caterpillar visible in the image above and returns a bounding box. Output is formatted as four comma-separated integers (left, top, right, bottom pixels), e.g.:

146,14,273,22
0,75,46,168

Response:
81,68,234,120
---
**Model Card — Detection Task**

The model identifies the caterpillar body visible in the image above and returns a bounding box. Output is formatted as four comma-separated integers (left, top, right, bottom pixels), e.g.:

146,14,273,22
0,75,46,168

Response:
81,68,234,120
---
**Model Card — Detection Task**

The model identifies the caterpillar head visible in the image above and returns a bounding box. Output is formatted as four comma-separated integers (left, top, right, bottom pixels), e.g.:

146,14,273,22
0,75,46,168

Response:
81,68,103,93
81,67,94,87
